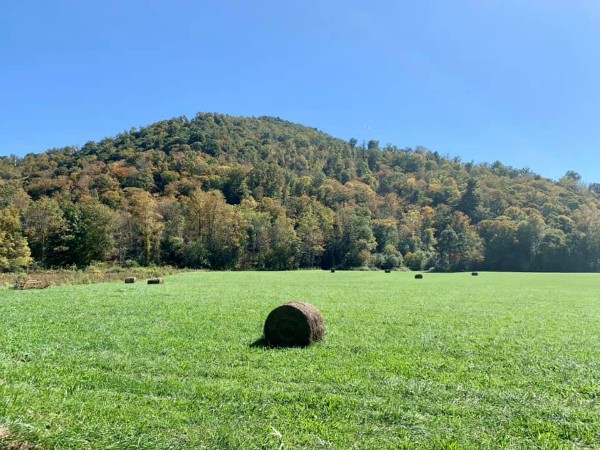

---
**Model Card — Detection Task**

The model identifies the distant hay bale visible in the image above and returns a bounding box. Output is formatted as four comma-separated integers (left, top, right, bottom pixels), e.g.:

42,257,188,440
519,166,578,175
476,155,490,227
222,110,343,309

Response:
330,268,335,273
415,274,423,279
13,279,49,290
384,269,391,273
147,278,164,285
264,302,325,347
471,272,479,276
124,277,137,283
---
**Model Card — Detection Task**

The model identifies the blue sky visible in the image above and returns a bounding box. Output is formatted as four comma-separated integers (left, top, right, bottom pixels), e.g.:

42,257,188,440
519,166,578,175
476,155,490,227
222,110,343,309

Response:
2,0,599,182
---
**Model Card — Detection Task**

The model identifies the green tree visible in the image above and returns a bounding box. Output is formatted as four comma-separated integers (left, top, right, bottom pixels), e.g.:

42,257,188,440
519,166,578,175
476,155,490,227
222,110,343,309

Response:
23,197,67,267
0,208,32,271
515,212,545,271
456,178,480,221
297,212,326,268
60,198,119,267
184,190,247,268
567,206,600,271
535,228,569,271
124,189,164,265
0,180,30,211
158,197,185,266
404,250,434,271
373,244,403,270
372,218,399,253
435,212,483,271
326,206,376,268
240,204,272,269
266,215,299,269
398,206,437,255
478,217,519,271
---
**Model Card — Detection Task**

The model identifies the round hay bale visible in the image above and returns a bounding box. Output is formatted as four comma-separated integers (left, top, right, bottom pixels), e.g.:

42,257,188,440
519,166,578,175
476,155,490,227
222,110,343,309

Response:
147,278,164,284
471,272,479,276
264,302,325,347
124,277,137,283
415,274,423,279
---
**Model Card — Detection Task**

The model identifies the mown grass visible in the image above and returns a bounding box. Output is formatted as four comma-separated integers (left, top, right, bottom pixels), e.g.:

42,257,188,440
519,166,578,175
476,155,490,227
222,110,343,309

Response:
0,271,599,449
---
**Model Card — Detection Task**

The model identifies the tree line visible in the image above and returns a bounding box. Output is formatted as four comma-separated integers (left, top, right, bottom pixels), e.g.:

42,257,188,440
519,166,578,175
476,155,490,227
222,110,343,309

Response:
1,113,599,272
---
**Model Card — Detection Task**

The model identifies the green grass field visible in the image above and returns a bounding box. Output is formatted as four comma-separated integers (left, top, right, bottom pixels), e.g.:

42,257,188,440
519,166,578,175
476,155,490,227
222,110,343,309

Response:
1,271,599,449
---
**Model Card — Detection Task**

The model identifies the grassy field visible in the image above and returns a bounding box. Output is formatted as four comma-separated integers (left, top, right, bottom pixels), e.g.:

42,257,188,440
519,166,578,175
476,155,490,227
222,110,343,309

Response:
0,271,599,449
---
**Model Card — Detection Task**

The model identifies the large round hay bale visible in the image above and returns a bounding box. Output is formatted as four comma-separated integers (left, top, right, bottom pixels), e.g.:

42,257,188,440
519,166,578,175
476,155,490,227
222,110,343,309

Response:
147,278,164,284
125,277,137,283
415,274,423,279
264,302,325,347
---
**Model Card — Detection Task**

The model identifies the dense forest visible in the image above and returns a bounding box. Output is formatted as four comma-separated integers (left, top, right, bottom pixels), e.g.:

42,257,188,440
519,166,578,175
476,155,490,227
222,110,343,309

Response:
1,113,599,272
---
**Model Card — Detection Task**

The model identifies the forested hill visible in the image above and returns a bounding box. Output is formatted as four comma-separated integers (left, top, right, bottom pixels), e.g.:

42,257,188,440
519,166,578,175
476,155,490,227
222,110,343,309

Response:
1,112,599,272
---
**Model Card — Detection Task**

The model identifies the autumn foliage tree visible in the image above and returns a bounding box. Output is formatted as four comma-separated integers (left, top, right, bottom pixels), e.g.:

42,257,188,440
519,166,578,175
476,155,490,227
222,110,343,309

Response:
0,207,32,271
1,113,599,272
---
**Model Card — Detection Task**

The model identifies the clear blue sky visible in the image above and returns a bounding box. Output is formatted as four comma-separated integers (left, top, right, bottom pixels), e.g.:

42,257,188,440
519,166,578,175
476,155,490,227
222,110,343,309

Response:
2,0,599,182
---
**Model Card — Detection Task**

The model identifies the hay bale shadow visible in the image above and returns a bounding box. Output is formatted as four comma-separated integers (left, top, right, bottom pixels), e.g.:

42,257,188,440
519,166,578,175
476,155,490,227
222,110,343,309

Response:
249,336,314,350
250,337,269,348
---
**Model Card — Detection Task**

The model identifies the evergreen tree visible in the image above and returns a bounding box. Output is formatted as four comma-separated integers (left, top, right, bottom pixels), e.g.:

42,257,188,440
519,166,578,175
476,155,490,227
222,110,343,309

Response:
456,178,480,222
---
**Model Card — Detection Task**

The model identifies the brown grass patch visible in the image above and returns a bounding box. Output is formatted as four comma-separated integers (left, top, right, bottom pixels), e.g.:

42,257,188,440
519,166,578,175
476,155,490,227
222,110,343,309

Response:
12,279,49,290
0,266,184,289
3,442,35,450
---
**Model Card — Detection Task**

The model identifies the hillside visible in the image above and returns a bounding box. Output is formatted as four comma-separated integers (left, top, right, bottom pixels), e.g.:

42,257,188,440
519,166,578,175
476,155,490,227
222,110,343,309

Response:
1,112,599,272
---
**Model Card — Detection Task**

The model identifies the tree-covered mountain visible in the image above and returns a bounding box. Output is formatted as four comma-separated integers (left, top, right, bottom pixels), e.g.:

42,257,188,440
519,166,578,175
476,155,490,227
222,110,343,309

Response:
1,112,599,272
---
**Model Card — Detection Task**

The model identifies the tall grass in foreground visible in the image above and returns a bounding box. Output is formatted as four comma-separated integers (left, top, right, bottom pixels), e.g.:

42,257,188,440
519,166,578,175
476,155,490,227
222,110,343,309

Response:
0,271,599,449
